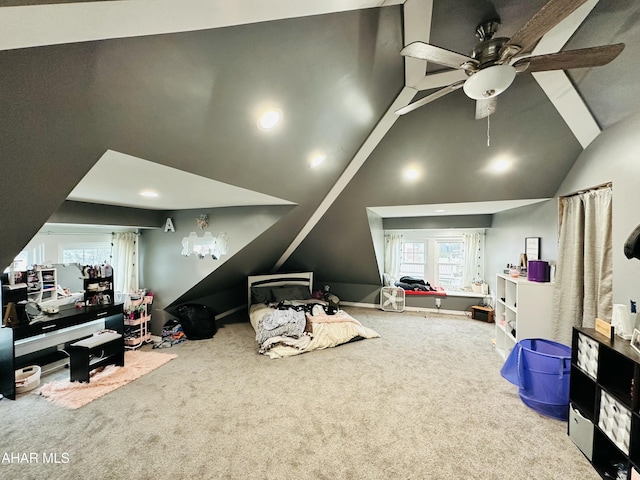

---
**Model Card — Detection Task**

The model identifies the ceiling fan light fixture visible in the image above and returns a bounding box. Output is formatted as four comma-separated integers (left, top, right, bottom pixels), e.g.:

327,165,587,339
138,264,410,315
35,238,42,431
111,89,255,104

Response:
463,64,516,100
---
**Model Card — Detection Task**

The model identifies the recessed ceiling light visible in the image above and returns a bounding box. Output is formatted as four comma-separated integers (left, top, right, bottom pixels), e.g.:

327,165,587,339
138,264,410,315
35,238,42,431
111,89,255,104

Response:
491,158,511,173
139,190,159,198
309,153,326,168
403,167,421,181
258,109,283,130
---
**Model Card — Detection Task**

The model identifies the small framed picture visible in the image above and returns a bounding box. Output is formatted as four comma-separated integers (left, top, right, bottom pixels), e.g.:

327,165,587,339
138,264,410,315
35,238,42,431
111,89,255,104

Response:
525,237,540,260
631,329,640,355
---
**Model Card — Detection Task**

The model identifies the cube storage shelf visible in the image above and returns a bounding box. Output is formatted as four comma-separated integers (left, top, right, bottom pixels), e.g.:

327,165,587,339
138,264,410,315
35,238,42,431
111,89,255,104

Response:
493,273,554,359
569,327,640,479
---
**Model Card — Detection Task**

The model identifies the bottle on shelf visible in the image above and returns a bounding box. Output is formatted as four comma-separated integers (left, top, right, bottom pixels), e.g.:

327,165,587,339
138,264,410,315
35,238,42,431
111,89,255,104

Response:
82,263,114,306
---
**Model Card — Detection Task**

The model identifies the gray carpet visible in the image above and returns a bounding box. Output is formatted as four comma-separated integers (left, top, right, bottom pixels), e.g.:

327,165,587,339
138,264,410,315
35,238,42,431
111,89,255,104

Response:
1,307,597,479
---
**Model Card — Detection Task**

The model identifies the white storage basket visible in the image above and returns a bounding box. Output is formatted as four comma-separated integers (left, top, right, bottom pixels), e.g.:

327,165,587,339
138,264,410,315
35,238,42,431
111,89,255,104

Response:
577,333,599,379
598,390,631,455
15,365,41,394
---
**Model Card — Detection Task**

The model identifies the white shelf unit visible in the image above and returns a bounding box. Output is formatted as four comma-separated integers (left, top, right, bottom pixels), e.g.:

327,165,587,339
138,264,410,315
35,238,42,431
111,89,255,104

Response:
27,267,58,304
494,273,554,359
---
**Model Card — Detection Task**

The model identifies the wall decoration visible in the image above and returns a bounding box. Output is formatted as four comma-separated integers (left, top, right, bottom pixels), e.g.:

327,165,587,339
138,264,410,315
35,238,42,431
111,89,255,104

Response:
164,218,175,233
181,214,229,260
196,214,209,230
525,237,540,260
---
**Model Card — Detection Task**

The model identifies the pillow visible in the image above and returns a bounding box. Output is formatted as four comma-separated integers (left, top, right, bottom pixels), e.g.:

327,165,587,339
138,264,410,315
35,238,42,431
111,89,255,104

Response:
251,286,273,304
271,285,312,302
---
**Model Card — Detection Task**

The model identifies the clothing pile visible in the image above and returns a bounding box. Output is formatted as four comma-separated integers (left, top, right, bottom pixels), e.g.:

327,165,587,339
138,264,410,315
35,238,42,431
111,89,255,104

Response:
394,276,437,292
256,302,330,354
153,319,186,349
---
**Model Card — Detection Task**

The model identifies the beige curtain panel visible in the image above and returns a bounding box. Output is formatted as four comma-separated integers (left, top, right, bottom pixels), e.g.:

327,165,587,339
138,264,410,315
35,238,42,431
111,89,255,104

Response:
553,186,612,344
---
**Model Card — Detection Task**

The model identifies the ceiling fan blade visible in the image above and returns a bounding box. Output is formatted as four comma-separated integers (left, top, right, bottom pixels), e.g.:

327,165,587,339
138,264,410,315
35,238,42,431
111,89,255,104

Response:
401,41,478,71
395,81,465,116
415,69,468,91
475,97,497,120
512,43,625,73
499,0,589,59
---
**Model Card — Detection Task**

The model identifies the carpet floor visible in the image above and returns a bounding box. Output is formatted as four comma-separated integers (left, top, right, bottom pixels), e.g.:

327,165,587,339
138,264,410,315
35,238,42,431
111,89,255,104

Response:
0,307,598,479
36,350,177,409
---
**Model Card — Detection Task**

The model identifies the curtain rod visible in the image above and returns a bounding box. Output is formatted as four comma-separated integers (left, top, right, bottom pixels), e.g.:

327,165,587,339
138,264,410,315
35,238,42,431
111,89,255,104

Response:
562,181,612,198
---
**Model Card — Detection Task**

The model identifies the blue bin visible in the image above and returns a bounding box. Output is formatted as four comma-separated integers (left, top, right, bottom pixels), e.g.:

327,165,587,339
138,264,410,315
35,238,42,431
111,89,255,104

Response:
500,338,572,420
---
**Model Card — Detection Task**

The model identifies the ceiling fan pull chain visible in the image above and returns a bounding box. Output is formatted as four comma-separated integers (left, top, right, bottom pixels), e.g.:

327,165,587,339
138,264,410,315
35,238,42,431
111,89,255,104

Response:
487,113,491,147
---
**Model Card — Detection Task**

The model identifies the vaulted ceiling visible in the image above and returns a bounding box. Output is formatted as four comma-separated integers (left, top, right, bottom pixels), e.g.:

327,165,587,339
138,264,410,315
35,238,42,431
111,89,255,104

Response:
1,0,638,295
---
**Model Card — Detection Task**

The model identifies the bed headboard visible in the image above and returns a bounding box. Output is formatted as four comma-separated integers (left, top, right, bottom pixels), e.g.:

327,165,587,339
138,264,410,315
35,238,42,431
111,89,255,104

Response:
247,272,314,310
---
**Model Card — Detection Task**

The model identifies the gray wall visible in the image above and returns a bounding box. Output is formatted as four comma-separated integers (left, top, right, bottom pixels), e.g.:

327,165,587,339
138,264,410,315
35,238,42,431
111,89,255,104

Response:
0,6,405,302
140,205,293,333
485,111,640,314
485,200,558,294
0,43,103,270
556,111,640,308
367,209,385,282
50,201,166,229
283,71,581,298
310,211,494,305
2,4,629,322
383,215,492,230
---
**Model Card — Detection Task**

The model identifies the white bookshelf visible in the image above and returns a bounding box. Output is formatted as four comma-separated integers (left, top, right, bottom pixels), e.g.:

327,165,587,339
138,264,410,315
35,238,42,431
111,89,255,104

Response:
27,267,58,304
494,273,554,359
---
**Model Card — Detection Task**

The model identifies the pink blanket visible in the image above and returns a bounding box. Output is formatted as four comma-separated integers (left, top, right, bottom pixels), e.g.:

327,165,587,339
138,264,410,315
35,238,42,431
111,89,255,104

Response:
306,310,362,326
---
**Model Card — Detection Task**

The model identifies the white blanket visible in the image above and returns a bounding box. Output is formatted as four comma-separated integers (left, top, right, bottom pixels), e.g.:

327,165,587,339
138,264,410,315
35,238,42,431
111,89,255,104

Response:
249,303,380,359
255,309,306,345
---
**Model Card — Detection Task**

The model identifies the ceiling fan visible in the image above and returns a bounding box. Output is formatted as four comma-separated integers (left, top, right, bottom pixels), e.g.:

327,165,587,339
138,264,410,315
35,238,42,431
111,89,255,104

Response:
396,0,625,119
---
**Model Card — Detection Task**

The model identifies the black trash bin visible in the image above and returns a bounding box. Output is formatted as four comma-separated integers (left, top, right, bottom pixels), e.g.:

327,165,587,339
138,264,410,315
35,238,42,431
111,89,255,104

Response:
175,304,217,340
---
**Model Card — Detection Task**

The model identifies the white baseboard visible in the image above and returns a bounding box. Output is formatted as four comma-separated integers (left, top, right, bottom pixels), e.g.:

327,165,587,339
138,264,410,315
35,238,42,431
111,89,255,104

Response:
217,304,245,320
340,301,464,316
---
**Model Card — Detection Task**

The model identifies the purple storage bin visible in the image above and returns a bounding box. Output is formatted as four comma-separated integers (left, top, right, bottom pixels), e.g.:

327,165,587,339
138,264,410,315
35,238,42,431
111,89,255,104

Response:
528,260,550,282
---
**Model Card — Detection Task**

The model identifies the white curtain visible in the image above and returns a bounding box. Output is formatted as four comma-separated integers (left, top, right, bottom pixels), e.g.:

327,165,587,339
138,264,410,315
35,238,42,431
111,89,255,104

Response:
384,234,403,281
462,232,482,288
553,187,613,344
112,232,138,295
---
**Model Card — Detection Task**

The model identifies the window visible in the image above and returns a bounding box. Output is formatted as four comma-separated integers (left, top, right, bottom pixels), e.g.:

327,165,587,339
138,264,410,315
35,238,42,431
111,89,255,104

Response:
399,242,425,277
62,244,111,265
388,230,484,288
436,239,464,286
8,251,29,272
3,244,44,273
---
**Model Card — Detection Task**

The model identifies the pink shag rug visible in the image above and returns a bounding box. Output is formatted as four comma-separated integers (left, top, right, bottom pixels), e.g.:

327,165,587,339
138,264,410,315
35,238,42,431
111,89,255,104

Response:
36,350,177,409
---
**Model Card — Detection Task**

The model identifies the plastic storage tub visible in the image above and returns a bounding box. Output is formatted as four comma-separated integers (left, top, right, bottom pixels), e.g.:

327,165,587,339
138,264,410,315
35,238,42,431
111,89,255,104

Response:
501,338,571,420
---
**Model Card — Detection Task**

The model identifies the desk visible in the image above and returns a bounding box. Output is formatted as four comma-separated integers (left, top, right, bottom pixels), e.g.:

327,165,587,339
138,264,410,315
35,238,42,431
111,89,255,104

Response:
0,304,123,399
